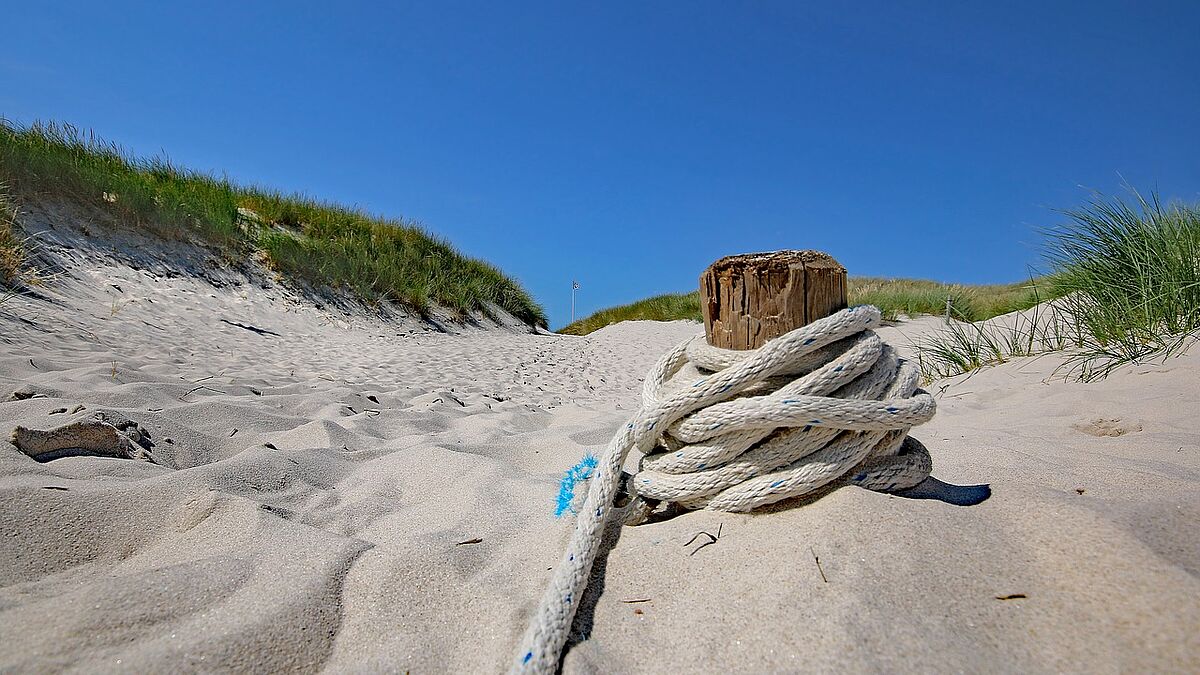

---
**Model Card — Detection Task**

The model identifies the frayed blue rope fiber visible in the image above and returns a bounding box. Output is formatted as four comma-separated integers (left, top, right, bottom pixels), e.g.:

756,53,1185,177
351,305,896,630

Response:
554,453,598,517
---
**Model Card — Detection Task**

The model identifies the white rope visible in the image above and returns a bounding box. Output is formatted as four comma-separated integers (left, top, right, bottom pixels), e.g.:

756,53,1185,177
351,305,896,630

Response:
514,305,935,673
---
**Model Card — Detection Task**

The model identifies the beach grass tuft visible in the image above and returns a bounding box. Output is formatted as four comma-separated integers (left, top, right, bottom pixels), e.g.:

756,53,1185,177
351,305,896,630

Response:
0,186,33,296
0,119,546,326
916,192,1199,381
1044,191,1200,379
914,295,1076,380
0,196,20,283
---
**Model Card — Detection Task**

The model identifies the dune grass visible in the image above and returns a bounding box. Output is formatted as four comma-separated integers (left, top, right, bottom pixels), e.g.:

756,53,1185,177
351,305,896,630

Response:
0,184,43,306
914,298,1077,380
1045,192,1199,379
559,277,1047,335
916,193,1199,381
559,292,703,335
0,188,25,290
848,277,1045,322
0,120,546,326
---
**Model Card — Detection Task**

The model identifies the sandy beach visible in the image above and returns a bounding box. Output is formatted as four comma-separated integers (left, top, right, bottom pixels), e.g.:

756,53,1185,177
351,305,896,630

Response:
1,214,1198,673
3,2,1199,670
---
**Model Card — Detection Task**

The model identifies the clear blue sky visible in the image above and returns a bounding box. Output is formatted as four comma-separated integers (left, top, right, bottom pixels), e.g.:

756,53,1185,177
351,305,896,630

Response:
3,2,1198,327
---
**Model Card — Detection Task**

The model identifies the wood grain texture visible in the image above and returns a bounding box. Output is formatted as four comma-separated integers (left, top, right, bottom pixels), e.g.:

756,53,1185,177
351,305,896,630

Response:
700,250,847,350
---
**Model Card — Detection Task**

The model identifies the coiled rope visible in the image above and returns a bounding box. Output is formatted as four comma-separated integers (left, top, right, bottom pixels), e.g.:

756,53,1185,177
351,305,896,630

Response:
514,305,936,673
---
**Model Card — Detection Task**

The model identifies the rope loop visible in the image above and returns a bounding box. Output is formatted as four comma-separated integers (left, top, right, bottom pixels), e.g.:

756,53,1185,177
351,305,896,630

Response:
514,305,936,673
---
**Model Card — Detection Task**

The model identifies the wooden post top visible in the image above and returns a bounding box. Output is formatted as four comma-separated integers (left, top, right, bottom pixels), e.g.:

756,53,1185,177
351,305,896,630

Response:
700,250,848,350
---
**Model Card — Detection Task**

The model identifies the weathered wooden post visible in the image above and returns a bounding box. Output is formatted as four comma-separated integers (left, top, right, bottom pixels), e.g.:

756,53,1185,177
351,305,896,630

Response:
699,250,848,350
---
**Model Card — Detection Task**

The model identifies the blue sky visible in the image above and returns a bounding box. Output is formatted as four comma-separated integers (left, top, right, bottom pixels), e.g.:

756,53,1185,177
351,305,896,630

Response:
4,2,1198,327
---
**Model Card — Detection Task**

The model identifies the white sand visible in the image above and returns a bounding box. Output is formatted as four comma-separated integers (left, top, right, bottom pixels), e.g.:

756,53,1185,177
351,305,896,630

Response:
1,214,1198,672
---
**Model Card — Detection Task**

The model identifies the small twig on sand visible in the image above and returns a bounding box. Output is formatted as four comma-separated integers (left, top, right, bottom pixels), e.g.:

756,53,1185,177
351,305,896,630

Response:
179,384,226,401
685,523,723,556
455,538,483,546
810,546,828,583
621,598,652,604
219,318,280,337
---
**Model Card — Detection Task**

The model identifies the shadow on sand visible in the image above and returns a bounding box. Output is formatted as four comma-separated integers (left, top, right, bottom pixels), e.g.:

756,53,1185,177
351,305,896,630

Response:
561,473,991,665
893,476,992,506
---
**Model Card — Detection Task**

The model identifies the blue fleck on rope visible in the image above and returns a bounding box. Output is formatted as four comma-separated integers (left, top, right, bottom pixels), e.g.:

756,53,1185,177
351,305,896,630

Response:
554,454,598,517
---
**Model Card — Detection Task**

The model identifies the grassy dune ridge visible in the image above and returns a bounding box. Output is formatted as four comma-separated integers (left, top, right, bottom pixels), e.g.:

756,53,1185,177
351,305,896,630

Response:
0,120,547,326
559,277,1047,335
563,193,1199,381
560,291,705,335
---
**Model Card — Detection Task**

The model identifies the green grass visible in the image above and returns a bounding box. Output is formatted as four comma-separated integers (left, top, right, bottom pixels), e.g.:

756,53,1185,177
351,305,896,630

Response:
0,119,546,326
0,183,41,307
1045,192,1199,379
559,277,1048,335
559,291,703,335
914,298,1077,380
0,186,24,289
916,192,1198,381
848,277,1045,322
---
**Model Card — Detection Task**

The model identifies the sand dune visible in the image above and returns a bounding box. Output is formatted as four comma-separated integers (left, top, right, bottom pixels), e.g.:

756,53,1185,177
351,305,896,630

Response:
1,225,1198,672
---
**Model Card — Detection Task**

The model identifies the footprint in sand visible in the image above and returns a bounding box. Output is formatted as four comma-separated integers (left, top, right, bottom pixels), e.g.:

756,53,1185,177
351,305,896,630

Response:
1071,417,1143,437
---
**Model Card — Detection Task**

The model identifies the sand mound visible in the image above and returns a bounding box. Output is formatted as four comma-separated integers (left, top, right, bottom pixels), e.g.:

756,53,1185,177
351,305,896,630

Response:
1,221,1197,671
